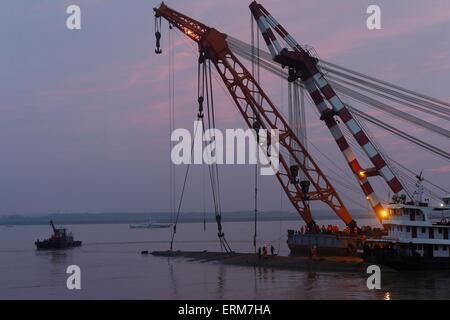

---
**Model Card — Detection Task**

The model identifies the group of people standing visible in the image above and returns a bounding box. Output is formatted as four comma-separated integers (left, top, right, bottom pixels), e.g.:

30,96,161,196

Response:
257,245,275,259
295,224,359,235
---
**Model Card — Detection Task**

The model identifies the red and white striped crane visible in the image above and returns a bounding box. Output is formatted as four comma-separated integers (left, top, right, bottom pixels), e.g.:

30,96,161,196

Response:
249,1,406,220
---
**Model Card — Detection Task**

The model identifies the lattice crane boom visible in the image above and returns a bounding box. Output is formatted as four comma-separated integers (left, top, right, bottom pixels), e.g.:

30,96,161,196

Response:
154,2,357,229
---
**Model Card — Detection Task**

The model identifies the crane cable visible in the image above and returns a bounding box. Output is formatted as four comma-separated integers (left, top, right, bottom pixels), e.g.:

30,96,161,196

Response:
229,38,393,205
201,50,232,253
325,73,450,121
228,36,450,121
347,105,450,161
330,81,450,139
164,28,232,252
202,36,450,208
227,39,449,161
168,23,176,243
320,61,450,116
169,119,202,251
251,14,259,253
227,36,450,119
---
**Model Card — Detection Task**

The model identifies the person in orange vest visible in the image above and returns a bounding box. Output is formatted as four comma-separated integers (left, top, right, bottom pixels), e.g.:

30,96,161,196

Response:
310,245,318,259
262,245,268,258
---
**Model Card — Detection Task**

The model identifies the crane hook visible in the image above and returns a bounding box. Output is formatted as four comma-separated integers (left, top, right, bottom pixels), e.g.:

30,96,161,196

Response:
197,96,204,119
154,16,162,54
155,31,162,54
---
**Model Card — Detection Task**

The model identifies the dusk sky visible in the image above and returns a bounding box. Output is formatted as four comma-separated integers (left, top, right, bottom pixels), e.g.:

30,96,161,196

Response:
0,0,449,216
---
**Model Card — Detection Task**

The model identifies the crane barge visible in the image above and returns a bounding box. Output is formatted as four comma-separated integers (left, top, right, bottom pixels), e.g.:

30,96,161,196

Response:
153,2,450,263
248,1,450,266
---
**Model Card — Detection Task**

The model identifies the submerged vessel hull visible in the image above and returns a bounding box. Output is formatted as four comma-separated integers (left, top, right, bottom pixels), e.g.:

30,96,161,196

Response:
287,231,362,257
363,249,450,270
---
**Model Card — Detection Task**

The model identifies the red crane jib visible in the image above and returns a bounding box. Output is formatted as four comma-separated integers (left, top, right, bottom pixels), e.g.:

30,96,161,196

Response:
154,2,357,229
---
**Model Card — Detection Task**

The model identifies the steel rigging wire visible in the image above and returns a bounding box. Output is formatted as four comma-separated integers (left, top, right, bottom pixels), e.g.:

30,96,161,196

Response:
251,13,259,253
321,61,450,115
227,37,449,161
228,37,450,203
228,36,450,118
227,36,450,116
166,28,232,252
166,28,450,229
229,37,397,208
168,23,176,243
326,73,450,121
202,51,232,253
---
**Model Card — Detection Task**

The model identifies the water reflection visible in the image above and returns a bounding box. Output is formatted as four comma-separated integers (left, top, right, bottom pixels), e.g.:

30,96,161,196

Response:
5,223,450,299
217,264,226,297
305,272,318,292
167,257,179,298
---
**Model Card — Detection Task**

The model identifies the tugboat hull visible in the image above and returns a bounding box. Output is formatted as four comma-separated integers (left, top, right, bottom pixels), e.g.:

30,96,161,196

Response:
35,220,82,250
35,239,82,250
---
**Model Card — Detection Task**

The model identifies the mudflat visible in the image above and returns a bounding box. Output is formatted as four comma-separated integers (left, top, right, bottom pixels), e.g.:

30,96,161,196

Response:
150,250,397,273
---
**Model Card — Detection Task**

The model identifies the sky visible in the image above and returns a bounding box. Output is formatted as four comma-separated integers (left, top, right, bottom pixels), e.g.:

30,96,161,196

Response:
0,0,449,216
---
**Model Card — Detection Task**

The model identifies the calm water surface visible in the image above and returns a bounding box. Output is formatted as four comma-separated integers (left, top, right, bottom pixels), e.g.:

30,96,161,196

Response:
1,220,449,299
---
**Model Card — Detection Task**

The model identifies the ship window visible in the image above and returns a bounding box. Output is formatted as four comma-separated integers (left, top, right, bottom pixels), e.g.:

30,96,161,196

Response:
406,227,410,232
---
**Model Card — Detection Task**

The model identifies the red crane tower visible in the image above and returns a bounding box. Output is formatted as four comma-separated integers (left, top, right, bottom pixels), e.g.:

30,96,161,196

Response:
154,2,357,229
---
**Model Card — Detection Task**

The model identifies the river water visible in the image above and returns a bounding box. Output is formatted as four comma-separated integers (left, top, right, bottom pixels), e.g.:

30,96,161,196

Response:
1,220,449,299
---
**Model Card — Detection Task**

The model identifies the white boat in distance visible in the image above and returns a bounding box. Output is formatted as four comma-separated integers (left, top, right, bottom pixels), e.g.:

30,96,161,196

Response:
129,219,171,229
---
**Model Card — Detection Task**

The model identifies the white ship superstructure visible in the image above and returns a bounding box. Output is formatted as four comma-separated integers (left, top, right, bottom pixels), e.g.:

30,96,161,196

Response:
382,195,450,258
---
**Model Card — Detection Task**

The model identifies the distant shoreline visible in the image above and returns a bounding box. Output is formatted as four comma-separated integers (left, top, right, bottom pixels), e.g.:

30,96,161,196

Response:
0,210,373,226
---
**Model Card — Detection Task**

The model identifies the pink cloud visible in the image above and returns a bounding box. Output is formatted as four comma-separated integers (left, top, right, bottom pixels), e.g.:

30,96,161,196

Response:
429,165,450,174
302,2,450,58
423,50,450,73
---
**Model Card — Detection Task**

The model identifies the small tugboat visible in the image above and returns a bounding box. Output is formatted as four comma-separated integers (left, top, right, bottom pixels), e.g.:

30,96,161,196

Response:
363,174,450,270
35,220,82,249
